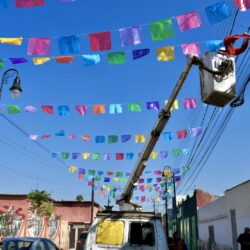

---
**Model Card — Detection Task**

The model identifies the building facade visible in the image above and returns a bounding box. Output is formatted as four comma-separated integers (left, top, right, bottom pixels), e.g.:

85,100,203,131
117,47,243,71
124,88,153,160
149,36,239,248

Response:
0,194,100,250
175,189,216,250
198,180,250,250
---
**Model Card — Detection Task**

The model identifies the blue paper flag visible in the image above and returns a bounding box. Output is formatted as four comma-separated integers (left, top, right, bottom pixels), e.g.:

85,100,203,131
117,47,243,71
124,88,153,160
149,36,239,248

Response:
163,132,174,141
0,0,7,8
95,135,105,143
109,104,123,114
205,1,231,25
206,40,224,51
52,152,58,158
58,35,80,55
72,152,80,160
57,105,70,116
54,130,65,136
126,153,134,160
82,54,100,66
97,171,104,176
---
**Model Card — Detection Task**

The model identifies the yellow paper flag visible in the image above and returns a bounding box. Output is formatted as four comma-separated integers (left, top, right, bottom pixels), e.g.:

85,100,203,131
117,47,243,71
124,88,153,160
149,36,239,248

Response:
165,99,179,111
0,37,23,45
135,134,146,143
150,152,158,159
157,46,174,61
82,153,90,160
69,165,77,173
33,57,51,65
113,178,119,182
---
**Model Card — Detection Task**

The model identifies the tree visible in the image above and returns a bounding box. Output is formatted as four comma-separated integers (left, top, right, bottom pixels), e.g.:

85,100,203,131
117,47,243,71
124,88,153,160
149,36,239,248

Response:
27,190,54,218
76,195,84,202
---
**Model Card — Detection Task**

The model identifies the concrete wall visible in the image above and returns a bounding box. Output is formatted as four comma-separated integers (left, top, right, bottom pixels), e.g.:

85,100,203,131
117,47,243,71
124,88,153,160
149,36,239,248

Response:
225,181,250,235
198,180,250,249
198,196,230,245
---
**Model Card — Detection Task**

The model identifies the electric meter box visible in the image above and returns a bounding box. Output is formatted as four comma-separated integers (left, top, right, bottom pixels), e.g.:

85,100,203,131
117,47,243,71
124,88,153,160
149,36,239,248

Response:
200,51,236,107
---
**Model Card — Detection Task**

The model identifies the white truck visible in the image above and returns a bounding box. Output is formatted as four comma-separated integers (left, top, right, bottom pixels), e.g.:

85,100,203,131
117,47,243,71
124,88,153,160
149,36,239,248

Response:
85,52,236,250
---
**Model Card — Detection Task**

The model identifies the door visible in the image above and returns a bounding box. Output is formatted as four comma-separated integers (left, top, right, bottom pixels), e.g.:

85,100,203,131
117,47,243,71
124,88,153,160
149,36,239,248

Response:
69,225,88,250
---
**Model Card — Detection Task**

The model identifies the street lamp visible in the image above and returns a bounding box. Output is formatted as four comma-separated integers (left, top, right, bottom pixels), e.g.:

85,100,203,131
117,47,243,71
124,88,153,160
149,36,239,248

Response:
162,166,177,236
0,69,22,100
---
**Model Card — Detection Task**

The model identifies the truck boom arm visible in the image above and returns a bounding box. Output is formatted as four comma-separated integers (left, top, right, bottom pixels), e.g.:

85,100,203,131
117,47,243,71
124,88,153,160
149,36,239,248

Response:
117,56,198,207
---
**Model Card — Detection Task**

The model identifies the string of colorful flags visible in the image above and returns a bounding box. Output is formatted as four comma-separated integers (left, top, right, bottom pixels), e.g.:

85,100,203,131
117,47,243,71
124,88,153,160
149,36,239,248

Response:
0,0,248,12
2,98,198,115
52,148,192,160
0,1,239,68
30,127,202,142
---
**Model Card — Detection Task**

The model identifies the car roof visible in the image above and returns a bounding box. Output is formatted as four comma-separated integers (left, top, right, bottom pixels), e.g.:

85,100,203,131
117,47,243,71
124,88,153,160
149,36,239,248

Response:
4,237,48,242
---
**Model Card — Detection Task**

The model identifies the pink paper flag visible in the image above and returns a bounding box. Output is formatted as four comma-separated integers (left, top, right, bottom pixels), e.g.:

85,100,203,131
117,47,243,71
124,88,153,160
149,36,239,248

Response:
181,43,200,55
16,0,44,7
28,38,50,55
68,135,76,139
75,105,87,116
41,135,50,139
177,130,188,139
184,98,197,109
176,11,202,32
41,105,54,114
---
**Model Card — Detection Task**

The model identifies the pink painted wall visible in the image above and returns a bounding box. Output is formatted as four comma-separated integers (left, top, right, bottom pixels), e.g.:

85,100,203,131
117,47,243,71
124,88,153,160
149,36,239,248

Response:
0,194,100,249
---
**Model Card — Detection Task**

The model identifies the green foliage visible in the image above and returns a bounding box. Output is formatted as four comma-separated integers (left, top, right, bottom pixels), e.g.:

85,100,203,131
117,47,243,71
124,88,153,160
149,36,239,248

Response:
27,190,54,218
76,195,84,202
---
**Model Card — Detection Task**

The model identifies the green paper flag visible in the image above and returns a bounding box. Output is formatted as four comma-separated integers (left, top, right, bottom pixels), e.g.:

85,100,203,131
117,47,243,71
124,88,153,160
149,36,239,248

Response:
121,178,127,183
92,153,100,160
182,165,190,171
108,135,118,144
88,169,96,176
150,18,174,41
172,149,181,157
0,59,4,70
116,172,123,177
7,105,20,114
108,52,126,64
95,176,102,181
128,103,141,112
62,152,70,160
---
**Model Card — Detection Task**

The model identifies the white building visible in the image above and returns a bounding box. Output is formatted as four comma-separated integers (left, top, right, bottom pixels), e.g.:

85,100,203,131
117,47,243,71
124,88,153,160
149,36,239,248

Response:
198,180,250,250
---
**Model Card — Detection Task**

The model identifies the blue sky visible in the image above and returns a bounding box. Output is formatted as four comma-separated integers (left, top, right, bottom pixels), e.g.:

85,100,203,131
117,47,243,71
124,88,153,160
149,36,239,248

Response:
0,0,249,211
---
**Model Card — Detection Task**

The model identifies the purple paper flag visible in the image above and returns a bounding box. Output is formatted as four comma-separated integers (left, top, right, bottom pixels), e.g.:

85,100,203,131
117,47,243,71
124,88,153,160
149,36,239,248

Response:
9,58,28,64
119,26,142,47
132,49,150,60
24,105,37,113
72,152,80,159
103,153,111,160
191,127,202,137
146,101,160,111
104,177,111,183
160,151,168,158
121,134,131,142
176,11,202,32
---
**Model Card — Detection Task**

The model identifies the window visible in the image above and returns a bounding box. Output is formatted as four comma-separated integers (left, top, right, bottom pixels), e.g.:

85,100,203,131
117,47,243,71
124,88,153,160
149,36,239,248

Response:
96,220,124,245
129,222,155,246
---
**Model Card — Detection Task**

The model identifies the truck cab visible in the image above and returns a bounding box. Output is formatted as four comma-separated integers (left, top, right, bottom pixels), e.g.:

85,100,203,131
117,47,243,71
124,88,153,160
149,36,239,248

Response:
85,211,168,250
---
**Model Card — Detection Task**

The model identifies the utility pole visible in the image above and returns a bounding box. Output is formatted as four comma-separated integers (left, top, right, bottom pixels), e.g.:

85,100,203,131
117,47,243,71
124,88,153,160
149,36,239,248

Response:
90,177,95,224
172,172,178,231
164,178,169,238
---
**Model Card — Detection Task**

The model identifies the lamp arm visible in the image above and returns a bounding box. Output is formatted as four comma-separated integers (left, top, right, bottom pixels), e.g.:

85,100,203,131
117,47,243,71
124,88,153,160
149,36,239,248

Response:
0,69,19,99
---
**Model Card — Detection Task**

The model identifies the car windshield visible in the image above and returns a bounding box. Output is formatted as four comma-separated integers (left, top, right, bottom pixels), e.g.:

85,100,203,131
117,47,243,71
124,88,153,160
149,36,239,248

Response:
79,233,87,240
4,240,33,250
